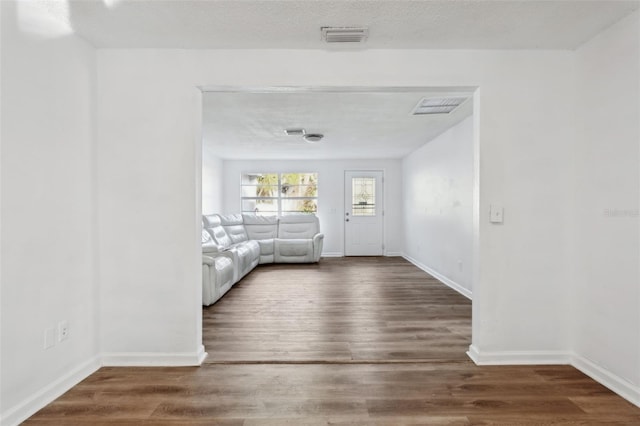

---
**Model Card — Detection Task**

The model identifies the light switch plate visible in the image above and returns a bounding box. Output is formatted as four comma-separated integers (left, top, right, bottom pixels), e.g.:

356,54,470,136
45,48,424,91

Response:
490,204,504,223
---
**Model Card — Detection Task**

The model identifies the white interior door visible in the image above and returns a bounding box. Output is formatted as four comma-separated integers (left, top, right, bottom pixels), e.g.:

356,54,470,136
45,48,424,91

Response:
344,171,384,256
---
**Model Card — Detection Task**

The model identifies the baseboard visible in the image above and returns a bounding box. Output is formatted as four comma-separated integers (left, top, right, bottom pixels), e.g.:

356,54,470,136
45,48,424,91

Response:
467,345,640,407
321,252,344,257
571,353,640,407
467,344,571,365
403,254,472,300
102,345,208,367
0,355,101,426
322,252,403,257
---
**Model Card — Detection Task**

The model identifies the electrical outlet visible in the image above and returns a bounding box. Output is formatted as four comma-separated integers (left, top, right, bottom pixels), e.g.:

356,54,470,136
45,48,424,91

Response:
458,260,463,272
490,204,504,223
58,320,69,342
44,327,55,349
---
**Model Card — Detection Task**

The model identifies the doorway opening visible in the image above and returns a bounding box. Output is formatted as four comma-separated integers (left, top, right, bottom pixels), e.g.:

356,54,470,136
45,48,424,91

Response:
200,85,479,362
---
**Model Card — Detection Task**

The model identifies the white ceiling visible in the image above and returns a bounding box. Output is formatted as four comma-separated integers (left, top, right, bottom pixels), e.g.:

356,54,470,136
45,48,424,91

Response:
203,89,474,160
48,0,638,50
39,0,638,160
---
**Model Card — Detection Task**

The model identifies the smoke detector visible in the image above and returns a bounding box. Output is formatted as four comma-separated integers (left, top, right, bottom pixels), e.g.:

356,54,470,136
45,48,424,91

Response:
321,27,369,43
412,97,468,115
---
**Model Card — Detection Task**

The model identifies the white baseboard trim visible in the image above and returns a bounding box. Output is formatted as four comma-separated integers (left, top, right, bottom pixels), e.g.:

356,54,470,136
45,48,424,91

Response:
0,355,101,426
322,252,404,257
2,346,209,425
321,252,344,257
467,344,571,365
402,254,472,300
467,345,640,408
571,353,640,407
102,345,208,367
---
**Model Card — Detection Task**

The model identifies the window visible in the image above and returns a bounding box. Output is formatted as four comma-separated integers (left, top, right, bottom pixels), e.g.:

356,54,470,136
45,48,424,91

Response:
351,177,376,216
241,173,318,215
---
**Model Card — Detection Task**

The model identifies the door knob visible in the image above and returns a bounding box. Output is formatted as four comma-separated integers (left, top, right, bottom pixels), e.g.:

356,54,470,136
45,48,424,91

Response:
346,218,350,222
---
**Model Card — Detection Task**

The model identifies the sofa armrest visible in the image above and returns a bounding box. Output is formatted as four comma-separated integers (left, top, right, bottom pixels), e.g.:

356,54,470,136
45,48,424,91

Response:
202,241,222,255
313,233,324,262
203,250,235,263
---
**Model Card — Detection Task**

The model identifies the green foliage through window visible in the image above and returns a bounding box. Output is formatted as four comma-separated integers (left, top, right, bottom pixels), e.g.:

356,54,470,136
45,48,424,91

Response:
241,173,318,215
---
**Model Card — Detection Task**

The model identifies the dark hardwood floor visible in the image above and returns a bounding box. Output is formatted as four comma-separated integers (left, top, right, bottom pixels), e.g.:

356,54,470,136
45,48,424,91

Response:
204,257,470,362
25,257,640,425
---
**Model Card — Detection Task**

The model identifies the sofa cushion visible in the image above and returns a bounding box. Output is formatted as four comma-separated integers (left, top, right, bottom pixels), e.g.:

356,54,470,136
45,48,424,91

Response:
278,214,320,239
218,213,243,226
254,238,275,264
203,214,232,249
203,214,220,228
242,213,278,240
256,238,275,255
224,225,248,244
201,229,222,254
218,213,249,244
231,240,260,279
274,239,314,263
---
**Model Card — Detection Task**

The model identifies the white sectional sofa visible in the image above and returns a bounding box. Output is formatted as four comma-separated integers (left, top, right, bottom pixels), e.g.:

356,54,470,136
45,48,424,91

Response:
201,213,324,305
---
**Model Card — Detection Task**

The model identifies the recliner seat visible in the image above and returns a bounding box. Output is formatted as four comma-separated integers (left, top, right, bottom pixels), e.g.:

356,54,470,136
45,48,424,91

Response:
202,214,260,284
275,214,323,263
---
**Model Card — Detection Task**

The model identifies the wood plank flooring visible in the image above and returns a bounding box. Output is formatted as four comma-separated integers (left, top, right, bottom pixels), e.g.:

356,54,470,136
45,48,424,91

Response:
203,257,471,362
25,257,640,425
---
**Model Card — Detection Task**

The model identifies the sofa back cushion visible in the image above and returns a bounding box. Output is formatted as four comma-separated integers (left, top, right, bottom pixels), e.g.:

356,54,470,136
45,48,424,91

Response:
242,213,278,240
278,214,320,239
201,229,213,244
203,214,232,249
217,213,249,244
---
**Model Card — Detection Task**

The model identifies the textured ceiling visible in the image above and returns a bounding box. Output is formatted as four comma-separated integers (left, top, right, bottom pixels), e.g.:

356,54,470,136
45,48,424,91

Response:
202,89,474,160
45,0,638,50
35,1,637,160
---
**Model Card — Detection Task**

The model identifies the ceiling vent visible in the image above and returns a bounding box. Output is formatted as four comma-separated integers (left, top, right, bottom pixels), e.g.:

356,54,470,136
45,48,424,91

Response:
321,27,368,43
412,97,468,115
284,128,306,136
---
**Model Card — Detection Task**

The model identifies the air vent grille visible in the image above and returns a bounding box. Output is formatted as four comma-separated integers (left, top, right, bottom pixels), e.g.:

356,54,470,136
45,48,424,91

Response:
321,27,369,43
412,97,468,115
284,128,306,136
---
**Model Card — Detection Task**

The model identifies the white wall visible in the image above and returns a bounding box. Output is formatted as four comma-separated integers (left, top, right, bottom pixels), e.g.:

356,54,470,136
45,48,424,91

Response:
571,10,640,400
202,146,223,215
0,2,99,423
96,55,204,363
95,47,576,364
402,116,474,295
222,159,403,256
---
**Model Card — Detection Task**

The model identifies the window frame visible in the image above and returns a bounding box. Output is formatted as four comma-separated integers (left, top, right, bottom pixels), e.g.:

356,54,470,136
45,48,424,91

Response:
241,172,318,216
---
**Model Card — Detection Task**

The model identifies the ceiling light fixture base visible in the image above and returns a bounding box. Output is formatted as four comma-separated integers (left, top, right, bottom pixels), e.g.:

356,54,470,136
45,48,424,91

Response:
303,133,324,143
